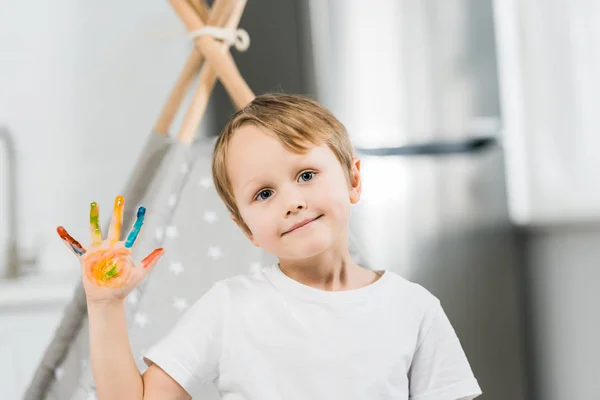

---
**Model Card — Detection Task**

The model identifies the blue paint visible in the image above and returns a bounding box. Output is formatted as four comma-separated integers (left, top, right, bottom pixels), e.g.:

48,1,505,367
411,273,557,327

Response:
71,243,85,256
124,206,146,248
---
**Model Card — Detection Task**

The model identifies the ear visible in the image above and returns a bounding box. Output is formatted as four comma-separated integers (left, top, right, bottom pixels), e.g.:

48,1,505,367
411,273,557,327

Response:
231,215,260,247
349,157,362,204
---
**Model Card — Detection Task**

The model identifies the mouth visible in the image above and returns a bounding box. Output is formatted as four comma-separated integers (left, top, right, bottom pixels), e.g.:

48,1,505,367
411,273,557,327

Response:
283,215,323,235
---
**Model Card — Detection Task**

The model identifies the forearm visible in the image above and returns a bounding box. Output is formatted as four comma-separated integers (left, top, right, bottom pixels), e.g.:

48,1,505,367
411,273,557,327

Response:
88,300,143,400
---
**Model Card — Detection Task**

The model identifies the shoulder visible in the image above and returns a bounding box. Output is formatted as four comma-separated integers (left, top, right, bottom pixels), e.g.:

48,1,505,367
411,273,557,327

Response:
381,270,441,311
377,271,444,337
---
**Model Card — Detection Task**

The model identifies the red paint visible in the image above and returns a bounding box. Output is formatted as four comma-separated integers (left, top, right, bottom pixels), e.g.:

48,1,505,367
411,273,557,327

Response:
56,226,86,255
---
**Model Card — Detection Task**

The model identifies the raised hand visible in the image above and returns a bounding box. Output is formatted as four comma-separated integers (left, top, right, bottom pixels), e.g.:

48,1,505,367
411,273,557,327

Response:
57,195,164,302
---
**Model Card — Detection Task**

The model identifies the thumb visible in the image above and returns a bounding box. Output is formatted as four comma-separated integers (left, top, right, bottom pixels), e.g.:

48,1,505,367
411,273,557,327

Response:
138,248,165,274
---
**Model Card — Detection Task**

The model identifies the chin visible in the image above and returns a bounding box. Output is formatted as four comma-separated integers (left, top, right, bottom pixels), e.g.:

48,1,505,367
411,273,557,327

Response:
278,232,335,259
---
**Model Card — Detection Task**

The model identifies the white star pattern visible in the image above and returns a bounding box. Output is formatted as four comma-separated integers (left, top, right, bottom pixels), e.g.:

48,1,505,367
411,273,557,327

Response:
87,392,97,400
198,176,212,188
81,358,89,369
207,246,222,260
165,225,178,239
155,228,164,241
203,211,218,223
169,261,184,275
55,367,64,380
173,297,189,312
134,313,149,328
128,290,139,305
168,194,177,207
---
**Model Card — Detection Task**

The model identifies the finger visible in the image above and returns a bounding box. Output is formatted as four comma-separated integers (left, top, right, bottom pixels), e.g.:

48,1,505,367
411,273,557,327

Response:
124,206,146,249
56,226,87,256
140,248,165,270
107,195,125,243
89,202,102,245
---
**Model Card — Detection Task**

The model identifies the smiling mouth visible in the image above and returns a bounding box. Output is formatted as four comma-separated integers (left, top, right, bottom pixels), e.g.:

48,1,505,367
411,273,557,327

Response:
283,215,323,235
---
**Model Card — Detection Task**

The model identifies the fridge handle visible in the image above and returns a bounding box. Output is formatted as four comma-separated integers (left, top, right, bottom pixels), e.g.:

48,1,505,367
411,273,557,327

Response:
354,136,497,157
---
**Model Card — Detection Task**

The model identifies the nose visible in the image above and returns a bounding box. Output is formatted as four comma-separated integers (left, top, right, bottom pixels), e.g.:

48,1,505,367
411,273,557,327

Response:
286,202,305,216
283,187,306,216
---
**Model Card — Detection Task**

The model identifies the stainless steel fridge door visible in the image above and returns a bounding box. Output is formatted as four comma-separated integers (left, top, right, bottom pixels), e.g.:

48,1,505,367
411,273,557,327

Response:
350,145,528,400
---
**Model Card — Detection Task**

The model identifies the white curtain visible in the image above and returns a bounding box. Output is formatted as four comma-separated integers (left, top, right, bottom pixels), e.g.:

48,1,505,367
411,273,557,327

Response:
494,0,600,225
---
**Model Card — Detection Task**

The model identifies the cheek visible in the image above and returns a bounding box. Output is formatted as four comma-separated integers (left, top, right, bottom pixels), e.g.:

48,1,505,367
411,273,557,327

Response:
241,207,279,240
315,177,352,218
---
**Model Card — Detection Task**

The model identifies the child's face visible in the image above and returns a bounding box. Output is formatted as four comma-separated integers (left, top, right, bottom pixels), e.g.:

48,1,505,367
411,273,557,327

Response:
227,124,361,260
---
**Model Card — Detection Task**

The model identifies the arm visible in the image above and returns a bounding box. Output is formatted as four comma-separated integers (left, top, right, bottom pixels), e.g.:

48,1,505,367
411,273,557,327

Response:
88,300,191,400
88,300,143,399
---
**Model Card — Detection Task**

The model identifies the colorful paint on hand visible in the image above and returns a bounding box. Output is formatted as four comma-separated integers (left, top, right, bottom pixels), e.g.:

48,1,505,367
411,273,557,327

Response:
56,196,159,289
124,206,146,249
84,246,133,287
57,226,86,256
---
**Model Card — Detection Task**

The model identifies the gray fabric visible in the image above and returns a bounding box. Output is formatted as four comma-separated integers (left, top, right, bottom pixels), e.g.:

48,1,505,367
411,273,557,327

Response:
27,135,368,400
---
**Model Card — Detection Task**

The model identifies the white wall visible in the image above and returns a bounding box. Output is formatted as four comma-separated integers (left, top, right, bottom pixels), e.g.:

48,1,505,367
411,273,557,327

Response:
0,1,202,276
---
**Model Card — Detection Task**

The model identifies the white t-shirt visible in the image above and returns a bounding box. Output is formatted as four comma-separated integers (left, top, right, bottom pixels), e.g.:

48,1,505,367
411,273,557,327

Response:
144,265,482,400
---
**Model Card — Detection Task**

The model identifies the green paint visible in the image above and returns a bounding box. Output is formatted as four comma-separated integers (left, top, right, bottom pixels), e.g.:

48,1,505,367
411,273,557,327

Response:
105,266,118,279
90,202,101,235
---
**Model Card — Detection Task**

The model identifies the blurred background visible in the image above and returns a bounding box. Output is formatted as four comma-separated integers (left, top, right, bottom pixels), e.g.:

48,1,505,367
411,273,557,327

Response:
1,0,600,399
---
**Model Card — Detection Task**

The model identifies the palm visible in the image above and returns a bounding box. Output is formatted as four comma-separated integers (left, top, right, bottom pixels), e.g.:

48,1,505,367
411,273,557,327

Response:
57,196,164,302
79,241,138,302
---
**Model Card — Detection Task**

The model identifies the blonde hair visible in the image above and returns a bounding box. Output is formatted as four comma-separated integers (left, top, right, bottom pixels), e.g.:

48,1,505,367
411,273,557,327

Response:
212,93,355,234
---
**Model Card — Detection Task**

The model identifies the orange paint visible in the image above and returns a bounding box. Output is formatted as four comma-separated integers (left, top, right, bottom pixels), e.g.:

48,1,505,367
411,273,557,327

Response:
141,248,165,269
109,195,125,242
84,246,133,288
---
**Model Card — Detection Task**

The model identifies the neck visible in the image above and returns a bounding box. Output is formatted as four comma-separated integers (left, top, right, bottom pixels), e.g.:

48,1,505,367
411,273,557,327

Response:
277,248,376,292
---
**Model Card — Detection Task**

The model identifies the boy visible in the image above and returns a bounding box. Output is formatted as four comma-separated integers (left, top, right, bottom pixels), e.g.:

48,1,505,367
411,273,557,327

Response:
74,94,482,399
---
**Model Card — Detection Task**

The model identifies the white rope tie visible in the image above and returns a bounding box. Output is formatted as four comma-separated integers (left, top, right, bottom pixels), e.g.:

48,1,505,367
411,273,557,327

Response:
189,26,250,52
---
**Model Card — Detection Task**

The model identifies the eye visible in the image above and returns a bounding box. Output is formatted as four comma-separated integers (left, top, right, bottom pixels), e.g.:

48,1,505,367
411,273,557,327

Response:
255,189,273,201
298,171,316,182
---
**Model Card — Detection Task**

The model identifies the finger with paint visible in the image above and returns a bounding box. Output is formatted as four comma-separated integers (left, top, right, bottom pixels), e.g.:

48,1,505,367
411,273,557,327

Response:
89,202,102,245
107,195,124,243
124,206,146,249
57,226,87,256
140,248,165,269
